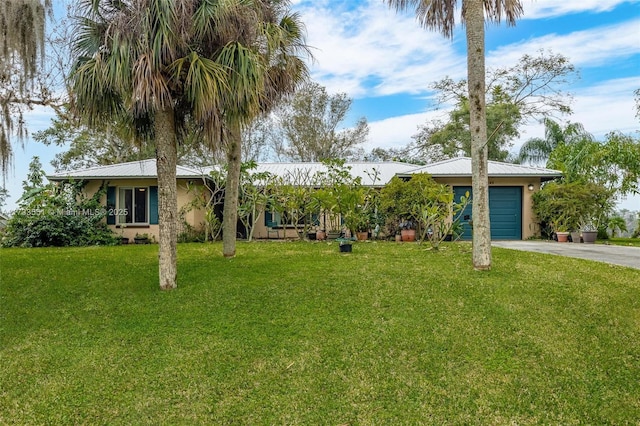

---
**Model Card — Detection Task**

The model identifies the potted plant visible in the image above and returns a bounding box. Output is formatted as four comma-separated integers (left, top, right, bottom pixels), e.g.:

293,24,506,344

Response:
336,237,355,253
134,232,150,244
580,220,598,244
399,219,416,242
533,181,614,241
554,225,570,242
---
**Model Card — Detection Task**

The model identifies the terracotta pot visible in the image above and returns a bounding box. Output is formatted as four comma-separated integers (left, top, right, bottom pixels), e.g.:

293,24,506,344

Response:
401,229,416,242
356,231,368,241
556,231,569,243
316,230,326,241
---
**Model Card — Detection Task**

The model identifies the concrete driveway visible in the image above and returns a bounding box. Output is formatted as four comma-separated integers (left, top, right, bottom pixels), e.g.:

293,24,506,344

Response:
492,240,640,270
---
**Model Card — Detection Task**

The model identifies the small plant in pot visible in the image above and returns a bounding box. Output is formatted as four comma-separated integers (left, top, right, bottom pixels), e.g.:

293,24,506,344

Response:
134,232,150,244
336,236,355,253
551,218,571,242
580,220,598,244
399,219,416,242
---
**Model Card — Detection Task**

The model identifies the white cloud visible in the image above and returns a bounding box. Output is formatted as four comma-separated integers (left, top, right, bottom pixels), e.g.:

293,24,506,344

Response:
296,1,639,102
488,19,640,69
364,110,449,151
521,0,640,19
571,77,640,136
296,0,466,97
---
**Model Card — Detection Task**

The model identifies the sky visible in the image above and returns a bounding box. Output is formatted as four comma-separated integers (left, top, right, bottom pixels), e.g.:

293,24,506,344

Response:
3,0,640,212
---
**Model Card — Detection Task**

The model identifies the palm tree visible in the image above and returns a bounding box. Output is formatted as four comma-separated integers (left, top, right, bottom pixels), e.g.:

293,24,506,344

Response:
69,0,307,288
517,118,593,166
0,0,52,174
219,6,310,257
607,216,627,238
384,0,522,270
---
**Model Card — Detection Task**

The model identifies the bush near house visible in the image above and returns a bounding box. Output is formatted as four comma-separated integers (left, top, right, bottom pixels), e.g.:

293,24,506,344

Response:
1,180,118,247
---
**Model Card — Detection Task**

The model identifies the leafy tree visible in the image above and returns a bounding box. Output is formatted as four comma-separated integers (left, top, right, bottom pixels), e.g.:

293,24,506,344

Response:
22,156,46,192
380,173,468,248
607,216,628,238
273,82,368,161
33,107,220,171
0,0,53,174
272,166,321,239
532,180,615,235
413,97,520,161
413,51,576,163
633,212,640,238
363,146,425,164
2,157,117,247
237,162,273,242
313,160,360,233
0,186,8,213
385,0,523,270
33,107,154,171
241,114,277,162
548,131,640,197
517,118,593,166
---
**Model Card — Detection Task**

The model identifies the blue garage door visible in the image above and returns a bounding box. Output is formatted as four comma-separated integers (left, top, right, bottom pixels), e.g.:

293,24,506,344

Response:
454,186,522,240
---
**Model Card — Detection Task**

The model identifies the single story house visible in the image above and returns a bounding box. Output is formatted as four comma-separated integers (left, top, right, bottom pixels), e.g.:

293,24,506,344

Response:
47,159,211,242
47,157,562,241
399,157,562,240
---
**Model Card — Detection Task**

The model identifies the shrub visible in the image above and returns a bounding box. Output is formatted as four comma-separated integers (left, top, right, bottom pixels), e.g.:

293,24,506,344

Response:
2,179,118,248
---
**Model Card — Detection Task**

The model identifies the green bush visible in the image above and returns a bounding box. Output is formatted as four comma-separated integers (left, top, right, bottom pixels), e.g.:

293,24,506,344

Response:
2,180,118,248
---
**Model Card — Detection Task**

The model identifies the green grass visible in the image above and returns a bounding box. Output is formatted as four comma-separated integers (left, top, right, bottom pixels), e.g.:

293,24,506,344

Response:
1,241,639,424
603,237,640,247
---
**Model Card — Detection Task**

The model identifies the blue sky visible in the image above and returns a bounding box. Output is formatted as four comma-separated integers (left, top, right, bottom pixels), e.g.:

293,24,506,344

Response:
4,0,640,211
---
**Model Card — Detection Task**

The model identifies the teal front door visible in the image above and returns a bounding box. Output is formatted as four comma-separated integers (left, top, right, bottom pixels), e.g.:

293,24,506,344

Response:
454,186,522,240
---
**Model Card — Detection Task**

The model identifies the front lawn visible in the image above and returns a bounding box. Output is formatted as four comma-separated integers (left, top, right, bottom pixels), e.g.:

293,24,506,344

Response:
604,237,640,247
1,242,639,424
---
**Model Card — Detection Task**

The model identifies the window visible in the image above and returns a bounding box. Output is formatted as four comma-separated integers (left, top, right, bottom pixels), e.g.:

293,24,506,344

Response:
118,187,148,225
264,209,319,228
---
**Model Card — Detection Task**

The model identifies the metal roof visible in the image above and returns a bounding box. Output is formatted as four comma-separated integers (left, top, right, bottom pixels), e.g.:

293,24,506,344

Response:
399,157,562,179
47,159,208,181
47,157,562,184
228,162,419,186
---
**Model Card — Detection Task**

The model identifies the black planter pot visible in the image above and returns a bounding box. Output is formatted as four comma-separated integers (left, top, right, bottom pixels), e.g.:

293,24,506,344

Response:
339,243,352,253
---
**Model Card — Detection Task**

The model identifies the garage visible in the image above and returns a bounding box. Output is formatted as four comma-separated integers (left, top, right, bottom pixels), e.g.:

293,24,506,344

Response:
454,186,522,240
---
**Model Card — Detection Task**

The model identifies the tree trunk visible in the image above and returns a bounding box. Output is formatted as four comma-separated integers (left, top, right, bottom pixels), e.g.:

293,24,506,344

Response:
466,0,492,270
155,107,178,289
222,121,242,257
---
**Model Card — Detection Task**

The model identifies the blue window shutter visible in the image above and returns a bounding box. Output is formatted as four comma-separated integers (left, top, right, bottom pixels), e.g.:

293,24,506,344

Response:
149,186,158,224
106,186,116,225
264,210,273,226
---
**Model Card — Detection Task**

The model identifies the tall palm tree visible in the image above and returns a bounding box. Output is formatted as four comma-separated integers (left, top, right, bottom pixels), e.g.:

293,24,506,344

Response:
0,0,52,174
517,118,593,166
384,0,522,270
218,5,310,258
69,0,306,288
